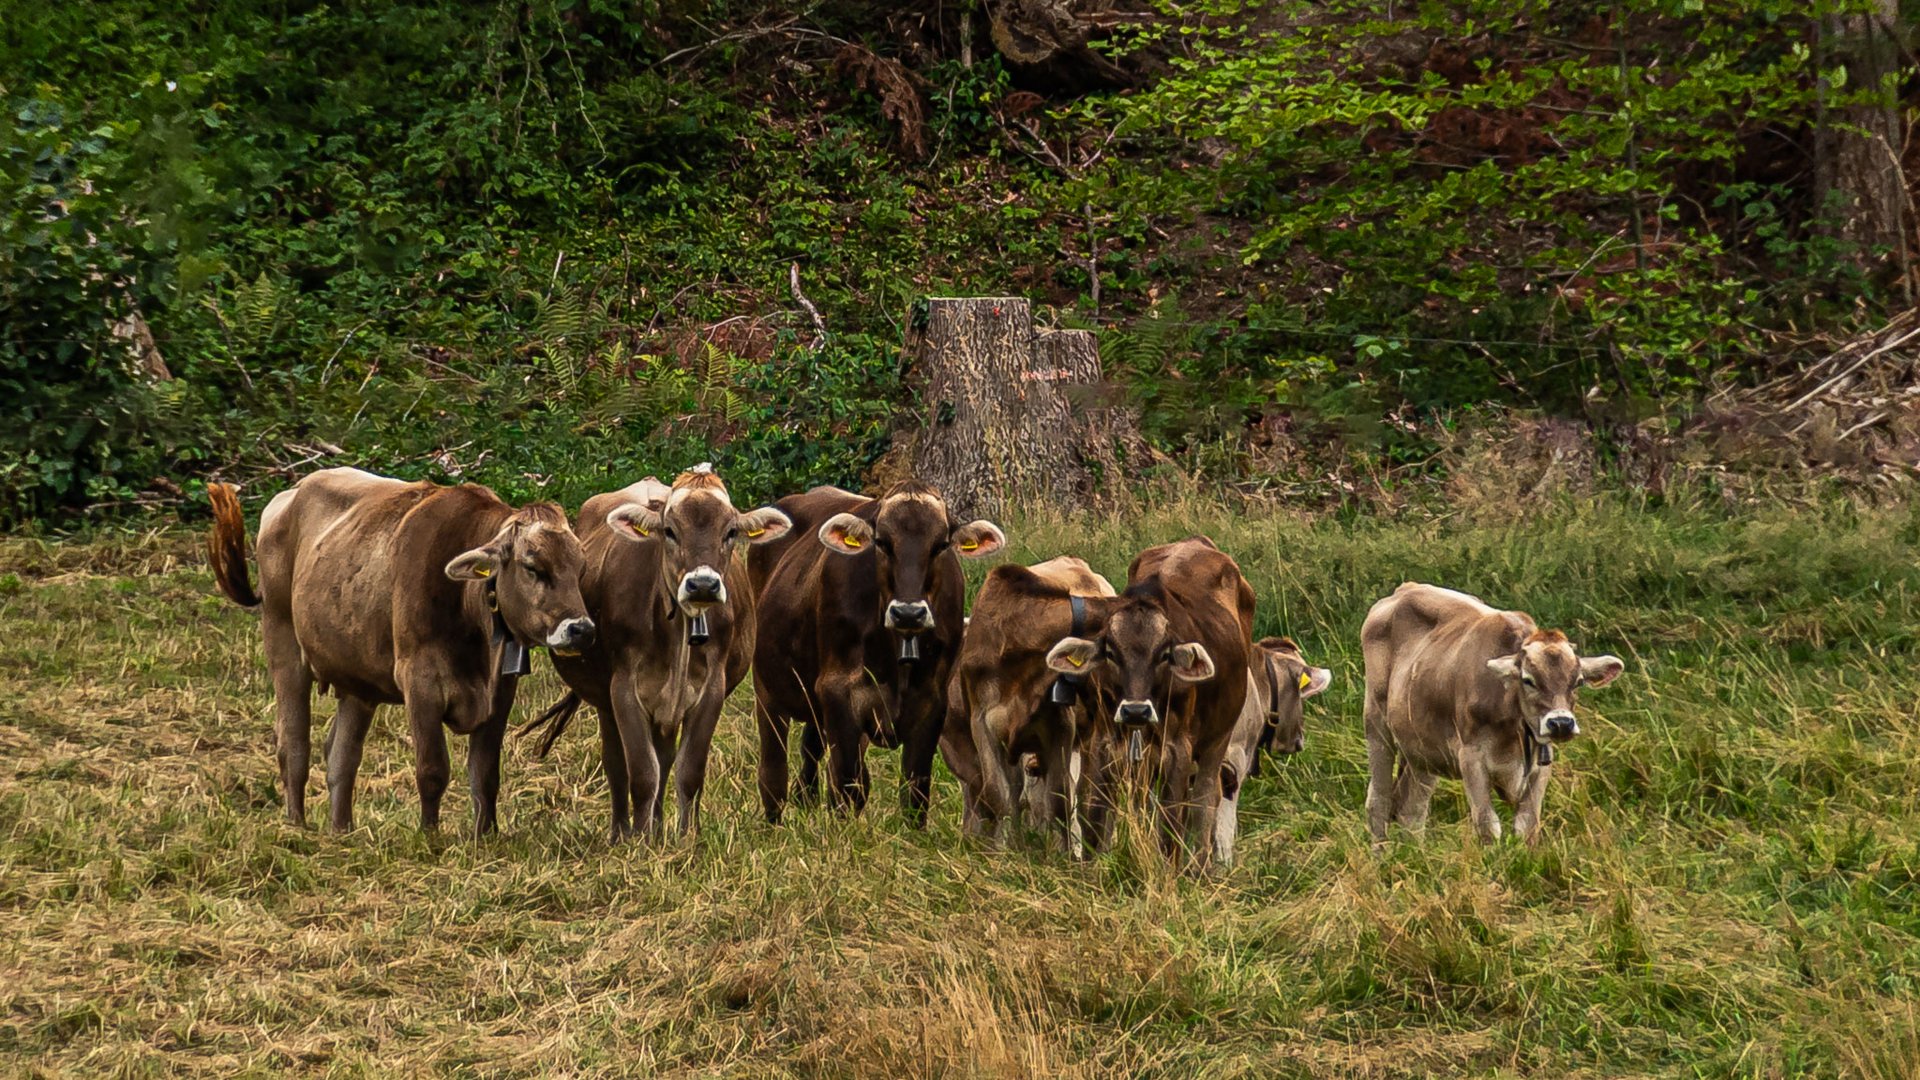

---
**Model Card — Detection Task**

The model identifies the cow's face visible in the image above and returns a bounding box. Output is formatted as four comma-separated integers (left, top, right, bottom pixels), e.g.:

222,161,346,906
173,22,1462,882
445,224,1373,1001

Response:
1255,637,1331,755
606,471,791,617
1045,599,1214,727
816,489,1003,634
445,505,596,655
1486,630,1624,742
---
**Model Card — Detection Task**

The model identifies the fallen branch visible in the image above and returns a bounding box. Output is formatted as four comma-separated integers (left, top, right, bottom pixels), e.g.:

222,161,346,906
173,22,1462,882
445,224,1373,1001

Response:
789,263,827,351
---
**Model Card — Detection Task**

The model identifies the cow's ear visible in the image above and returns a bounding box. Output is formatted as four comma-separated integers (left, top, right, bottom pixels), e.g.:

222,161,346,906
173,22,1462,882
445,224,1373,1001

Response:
606,501,664,544
1046,636,1100,673
1580,654,1625,688
1171,642,1216,683
736,506,792,545
1300,665,1332,699
818,512,873,555
1486,655,1522,681
445,545,502,581
949,520,1006,559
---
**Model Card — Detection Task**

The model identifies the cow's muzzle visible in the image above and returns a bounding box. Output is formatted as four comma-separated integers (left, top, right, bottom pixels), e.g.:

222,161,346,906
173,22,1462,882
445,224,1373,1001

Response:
885,600,933,632
547,617,596,656
1541,710,1578,741
1115,700,1158,727
677,567,726,610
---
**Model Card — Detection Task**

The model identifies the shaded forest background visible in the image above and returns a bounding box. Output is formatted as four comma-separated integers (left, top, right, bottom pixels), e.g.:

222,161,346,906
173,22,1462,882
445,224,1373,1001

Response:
4,0,1917,525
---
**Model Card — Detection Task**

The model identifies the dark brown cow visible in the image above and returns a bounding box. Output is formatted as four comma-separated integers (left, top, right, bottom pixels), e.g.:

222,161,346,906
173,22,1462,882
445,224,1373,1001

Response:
948,556,1118,854
207,468,594,834
531,465,791,840
749,482,1005,825
1361,582,1625,845
1042,536,1252,871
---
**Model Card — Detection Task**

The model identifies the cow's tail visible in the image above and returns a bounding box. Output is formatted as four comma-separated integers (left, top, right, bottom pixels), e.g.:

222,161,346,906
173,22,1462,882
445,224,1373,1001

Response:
517,692,585,758
206,483,262,608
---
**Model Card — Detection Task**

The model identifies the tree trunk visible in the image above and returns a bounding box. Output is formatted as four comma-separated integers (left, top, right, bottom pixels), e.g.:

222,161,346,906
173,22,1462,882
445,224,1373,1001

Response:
901,298,1122,518
1816,2,1910,285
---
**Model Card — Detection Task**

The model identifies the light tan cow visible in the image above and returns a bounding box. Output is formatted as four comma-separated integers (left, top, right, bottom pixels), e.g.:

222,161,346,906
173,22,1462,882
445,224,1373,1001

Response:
207,469,595,835
1213,637,1330,865
1361,583,1624,845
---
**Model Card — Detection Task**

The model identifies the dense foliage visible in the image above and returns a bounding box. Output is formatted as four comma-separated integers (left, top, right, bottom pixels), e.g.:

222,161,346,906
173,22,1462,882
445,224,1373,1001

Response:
0,1,1907,523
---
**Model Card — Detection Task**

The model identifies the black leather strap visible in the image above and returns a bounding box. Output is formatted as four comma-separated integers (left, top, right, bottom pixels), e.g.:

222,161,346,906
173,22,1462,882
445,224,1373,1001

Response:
1069,594,1087,637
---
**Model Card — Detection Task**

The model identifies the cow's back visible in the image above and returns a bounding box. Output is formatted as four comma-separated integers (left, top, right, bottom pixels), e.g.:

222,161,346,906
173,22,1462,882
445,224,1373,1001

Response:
1363,583,1535,760
747,485,865,599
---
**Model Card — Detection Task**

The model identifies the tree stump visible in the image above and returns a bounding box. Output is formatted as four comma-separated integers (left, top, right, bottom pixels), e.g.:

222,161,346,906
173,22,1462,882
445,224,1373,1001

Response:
898,296,1126,518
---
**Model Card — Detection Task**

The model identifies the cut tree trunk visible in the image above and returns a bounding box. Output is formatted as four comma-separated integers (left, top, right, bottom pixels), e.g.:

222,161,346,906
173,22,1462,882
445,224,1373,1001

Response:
1816,2,1910,285
899,297,1127,518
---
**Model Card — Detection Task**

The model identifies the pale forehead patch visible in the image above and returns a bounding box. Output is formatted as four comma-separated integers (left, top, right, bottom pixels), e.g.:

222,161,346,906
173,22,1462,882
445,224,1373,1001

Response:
666,484,735,513
1522,637,1578,673
882,490,945,509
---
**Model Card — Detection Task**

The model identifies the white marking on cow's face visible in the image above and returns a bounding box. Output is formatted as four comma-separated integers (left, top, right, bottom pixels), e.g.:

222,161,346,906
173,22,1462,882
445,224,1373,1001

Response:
546,617,597,656
1114,699,1159,726
884,599,933,631
1540,709,1578,740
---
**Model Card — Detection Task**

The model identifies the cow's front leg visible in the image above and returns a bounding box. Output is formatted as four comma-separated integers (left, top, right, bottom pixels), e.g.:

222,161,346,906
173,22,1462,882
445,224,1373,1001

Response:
818,674,870,813
672,687,727,837
1184,734,1230,875
609,672,662,841
402,694,452,832
1459,752,1503,843
1391,761,1439,834
899,707,942,829
1036,730,1074,855
1511,763,1551,845
324,695,377,833
794,719,825,808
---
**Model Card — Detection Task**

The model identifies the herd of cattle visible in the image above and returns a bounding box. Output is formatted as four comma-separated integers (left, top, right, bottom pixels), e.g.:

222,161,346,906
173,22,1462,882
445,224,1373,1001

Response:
206,464,1625,870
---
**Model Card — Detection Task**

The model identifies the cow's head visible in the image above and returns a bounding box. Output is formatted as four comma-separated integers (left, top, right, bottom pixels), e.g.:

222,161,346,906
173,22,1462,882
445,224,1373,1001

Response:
1254,636,1331,755
1044,584,1215,727
1486,629,1624,743
605,463,791,619
815,482,1004,636
445,502,596,655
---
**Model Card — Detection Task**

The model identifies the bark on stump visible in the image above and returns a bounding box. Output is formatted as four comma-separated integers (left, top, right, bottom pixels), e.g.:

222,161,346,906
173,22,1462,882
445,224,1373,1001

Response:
900,297,1122,519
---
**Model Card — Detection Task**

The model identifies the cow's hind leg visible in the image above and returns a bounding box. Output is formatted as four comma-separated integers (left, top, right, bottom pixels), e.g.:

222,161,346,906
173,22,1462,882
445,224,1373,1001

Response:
263,615,314,827
466,681,514,837
755,696,793,825
1363,701,1396,846
672,693,727,837
323,695,377,833
600,707,632,840
1391,761,1439,835
1037,732,1074,855
400,689,454,832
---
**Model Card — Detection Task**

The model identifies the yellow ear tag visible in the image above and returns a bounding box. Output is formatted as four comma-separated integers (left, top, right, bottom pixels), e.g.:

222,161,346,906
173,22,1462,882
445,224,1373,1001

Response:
959,540,979,552
475,567,491,578
1297,671,1312,691
1069,656,1084,668
631,523,649,538
746,527,765,538
842,535,862,549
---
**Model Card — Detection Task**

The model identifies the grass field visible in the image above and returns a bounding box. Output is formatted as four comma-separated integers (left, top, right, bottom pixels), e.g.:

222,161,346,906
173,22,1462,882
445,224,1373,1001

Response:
3,496,1919,1078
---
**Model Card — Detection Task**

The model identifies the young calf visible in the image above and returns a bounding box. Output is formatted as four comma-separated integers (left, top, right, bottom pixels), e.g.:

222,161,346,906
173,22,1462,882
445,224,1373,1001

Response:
535,464,792,840
207,469,595,835
1361,582,1625,845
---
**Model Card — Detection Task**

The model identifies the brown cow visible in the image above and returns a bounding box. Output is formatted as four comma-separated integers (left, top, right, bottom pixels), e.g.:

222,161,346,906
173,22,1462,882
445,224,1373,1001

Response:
1361,582,1625,845
948,555,1118,853
1042,536,1252,871
1213,637,1331,865
748,482,1005,825
530,465,791,840
207,468,595,834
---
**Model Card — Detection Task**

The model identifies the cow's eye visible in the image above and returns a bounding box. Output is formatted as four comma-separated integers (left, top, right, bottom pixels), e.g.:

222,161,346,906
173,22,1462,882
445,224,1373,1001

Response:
1520,673,1536,688
725,527,738,543
663,526,677,543
930,538,949,555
